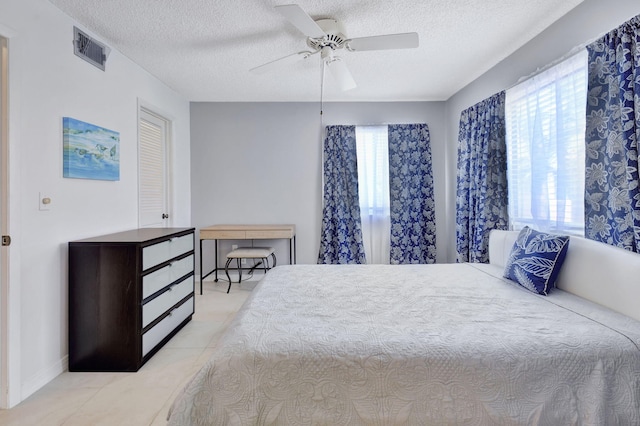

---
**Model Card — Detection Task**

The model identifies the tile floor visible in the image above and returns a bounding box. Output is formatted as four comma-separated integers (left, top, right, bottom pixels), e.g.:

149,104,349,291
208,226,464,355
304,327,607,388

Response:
0,279,255,426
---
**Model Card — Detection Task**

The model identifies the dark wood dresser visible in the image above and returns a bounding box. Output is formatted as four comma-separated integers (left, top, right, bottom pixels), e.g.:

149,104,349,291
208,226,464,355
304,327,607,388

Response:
68,227,195,372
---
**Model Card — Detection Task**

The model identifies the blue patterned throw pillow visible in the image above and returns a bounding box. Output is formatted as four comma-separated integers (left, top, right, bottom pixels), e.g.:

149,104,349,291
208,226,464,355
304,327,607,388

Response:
503,227,570,295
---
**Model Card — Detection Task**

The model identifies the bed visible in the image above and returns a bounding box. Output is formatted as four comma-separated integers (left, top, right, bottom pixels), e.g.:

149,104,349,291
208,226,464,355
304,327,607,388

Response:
167,230,640,425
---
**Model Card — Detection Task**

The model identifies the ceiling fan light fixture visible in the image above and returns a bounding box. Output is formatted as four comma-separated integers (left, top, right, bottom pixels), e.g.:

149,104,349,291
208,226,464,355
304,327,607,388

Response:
320,46,334,61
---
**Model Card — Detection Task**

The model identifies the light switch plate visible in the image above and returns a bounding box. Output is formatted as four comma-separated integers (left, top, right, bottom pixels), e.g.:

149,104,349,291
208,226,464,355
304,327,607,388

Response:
39,192,52,211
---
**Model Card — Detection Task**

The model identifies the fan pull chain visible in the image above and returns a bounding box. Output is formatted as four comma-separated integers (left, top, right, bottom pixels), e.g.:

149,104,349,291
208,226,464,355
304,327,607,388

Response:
320,58,325,117
319,57,326,205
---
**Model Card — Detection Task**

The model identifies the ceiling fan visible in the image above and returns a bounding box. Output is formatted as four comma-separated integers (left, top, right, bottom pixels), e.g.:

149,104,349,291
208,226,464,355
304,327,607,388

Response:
250,4,419,92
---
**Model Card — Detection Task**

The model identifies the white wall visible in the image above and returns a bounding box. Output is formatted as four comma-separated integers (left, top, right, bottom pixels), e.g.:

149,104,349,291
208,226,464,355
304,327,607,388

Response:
190,101,447,271
444,0,640,262
0,0,191,405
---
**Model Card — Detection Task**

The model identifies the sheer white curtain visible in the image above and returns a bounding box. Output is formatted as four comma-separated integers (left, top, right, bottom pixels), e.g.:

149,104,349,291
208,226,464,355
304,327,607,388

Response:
356,126,391,264
505,50,587,235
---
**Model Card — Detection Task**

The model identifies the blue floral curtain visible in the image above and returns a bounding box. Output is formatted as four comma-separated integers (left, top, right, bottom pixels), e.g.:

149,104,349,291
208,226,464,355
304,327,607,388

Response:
318,125,367,264
388,124,436,264
455,92,509,263
585,15,640,252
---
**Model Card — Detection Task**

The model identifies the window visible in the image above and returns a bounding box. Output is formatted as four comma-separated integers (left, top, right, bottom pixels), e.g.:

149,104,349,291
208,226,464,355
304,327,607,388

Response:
356,126,389,216
505,50,587,236
356,125,390,264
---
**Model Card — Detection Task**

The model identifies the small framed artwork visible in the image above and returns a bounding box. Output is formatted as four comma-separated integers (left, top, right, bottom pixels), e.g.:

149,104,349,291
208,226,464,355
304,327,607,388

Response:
63,117,120,181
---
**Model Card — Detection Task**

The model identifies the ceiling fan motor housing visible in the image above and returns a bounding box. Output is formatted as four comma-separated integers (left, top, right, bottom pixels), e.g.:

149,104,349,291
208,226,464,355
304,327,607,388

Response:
307,19,347,51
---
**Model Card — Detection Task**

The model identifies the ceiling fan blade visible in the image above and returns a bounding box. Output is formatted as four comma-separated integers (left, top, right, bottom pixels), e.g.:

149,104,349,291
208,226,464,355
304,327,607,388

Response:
347,32,419,51
275,4,326,38
326,57,356,91
250,51,310,74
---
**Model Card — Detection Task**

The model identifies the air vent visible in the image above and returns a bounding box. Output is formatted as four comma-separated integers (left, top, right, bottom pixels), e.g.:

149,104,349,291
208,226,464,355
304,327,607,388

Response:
73,27,108,71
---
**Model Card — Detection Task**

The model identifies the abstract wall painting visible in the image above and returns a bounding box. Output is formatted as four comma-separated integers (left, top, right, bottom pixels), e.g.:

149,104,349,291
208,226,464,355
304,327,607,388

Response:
63,117,120,181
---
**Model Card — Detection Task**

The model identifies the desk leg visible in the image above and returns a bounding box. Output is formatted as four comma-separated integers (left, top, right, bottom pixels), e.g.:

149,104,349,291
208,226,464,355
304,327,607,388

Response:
290,235,297,264
214,239,219,282
199,239,203,295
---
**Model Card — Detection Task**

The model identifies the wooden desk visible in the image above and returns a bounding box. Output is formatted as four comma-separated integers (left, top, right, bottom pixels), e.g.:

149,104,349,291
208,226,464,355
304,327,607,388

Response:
199,224,296,294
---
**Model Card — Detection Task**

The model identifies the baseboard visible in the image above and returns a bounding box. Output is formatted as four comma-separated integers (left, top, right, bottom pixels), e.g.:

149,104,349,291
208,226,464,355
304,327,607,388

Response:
21,355,68,401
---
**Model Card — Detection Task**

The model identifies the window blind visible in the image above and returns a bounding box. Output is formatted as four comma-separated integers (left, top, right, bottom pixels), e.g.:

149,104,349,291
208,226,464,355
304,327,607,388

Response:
355,126,390,216
355,125,390,264
505,50,587,235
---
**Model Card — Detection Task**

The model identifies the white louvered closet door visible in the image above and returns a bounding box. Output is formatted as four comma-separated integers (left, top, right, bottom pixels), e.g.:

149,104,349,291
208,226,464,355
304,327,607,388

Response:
138,108,170,228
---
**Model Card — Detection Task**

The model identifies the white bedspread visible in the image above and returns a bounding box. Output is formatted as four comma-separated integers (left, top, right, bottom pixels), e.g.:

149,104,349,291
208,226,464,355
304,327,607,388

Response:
168,264,640,425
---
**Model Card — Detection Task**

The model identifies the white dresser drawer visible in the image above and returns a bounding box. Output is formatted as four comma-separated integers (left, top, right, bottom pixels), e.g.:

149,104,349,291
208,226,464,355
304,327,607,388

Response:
143,233,193,271
142,255,194,300
142,296,193,356
142,275,193,328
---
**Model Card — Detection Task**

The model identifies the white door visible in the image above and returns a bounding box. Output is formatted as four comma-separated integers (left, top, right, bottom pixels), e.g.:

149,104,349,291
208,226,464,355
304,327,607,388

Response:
138,107,171,228
0,35,10,408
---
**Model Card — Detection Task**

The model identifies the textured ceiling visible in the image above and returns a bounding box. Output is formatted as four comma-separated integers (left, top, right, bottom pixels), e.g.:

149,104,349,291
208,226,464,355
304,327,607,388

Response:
49,0,584,102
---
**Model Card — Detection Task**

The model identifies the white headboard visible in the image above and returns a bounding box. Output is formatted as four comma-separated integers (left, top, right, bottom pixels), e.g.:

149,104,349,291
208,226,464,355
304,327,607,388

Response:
489,229,640,322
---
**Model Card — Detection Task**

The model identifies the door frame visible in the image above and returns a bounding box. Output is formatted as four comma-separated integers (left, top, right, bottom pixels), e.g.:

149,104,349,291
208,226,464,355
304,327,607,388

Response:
0,24,19,409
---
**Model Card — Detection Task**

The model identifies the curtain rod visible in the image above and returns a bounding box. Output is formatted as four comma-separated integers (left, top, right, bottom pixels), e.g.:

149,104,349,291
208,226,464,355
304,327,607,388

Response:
506,26,612,91
321,122,426,127
506,43,587,91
